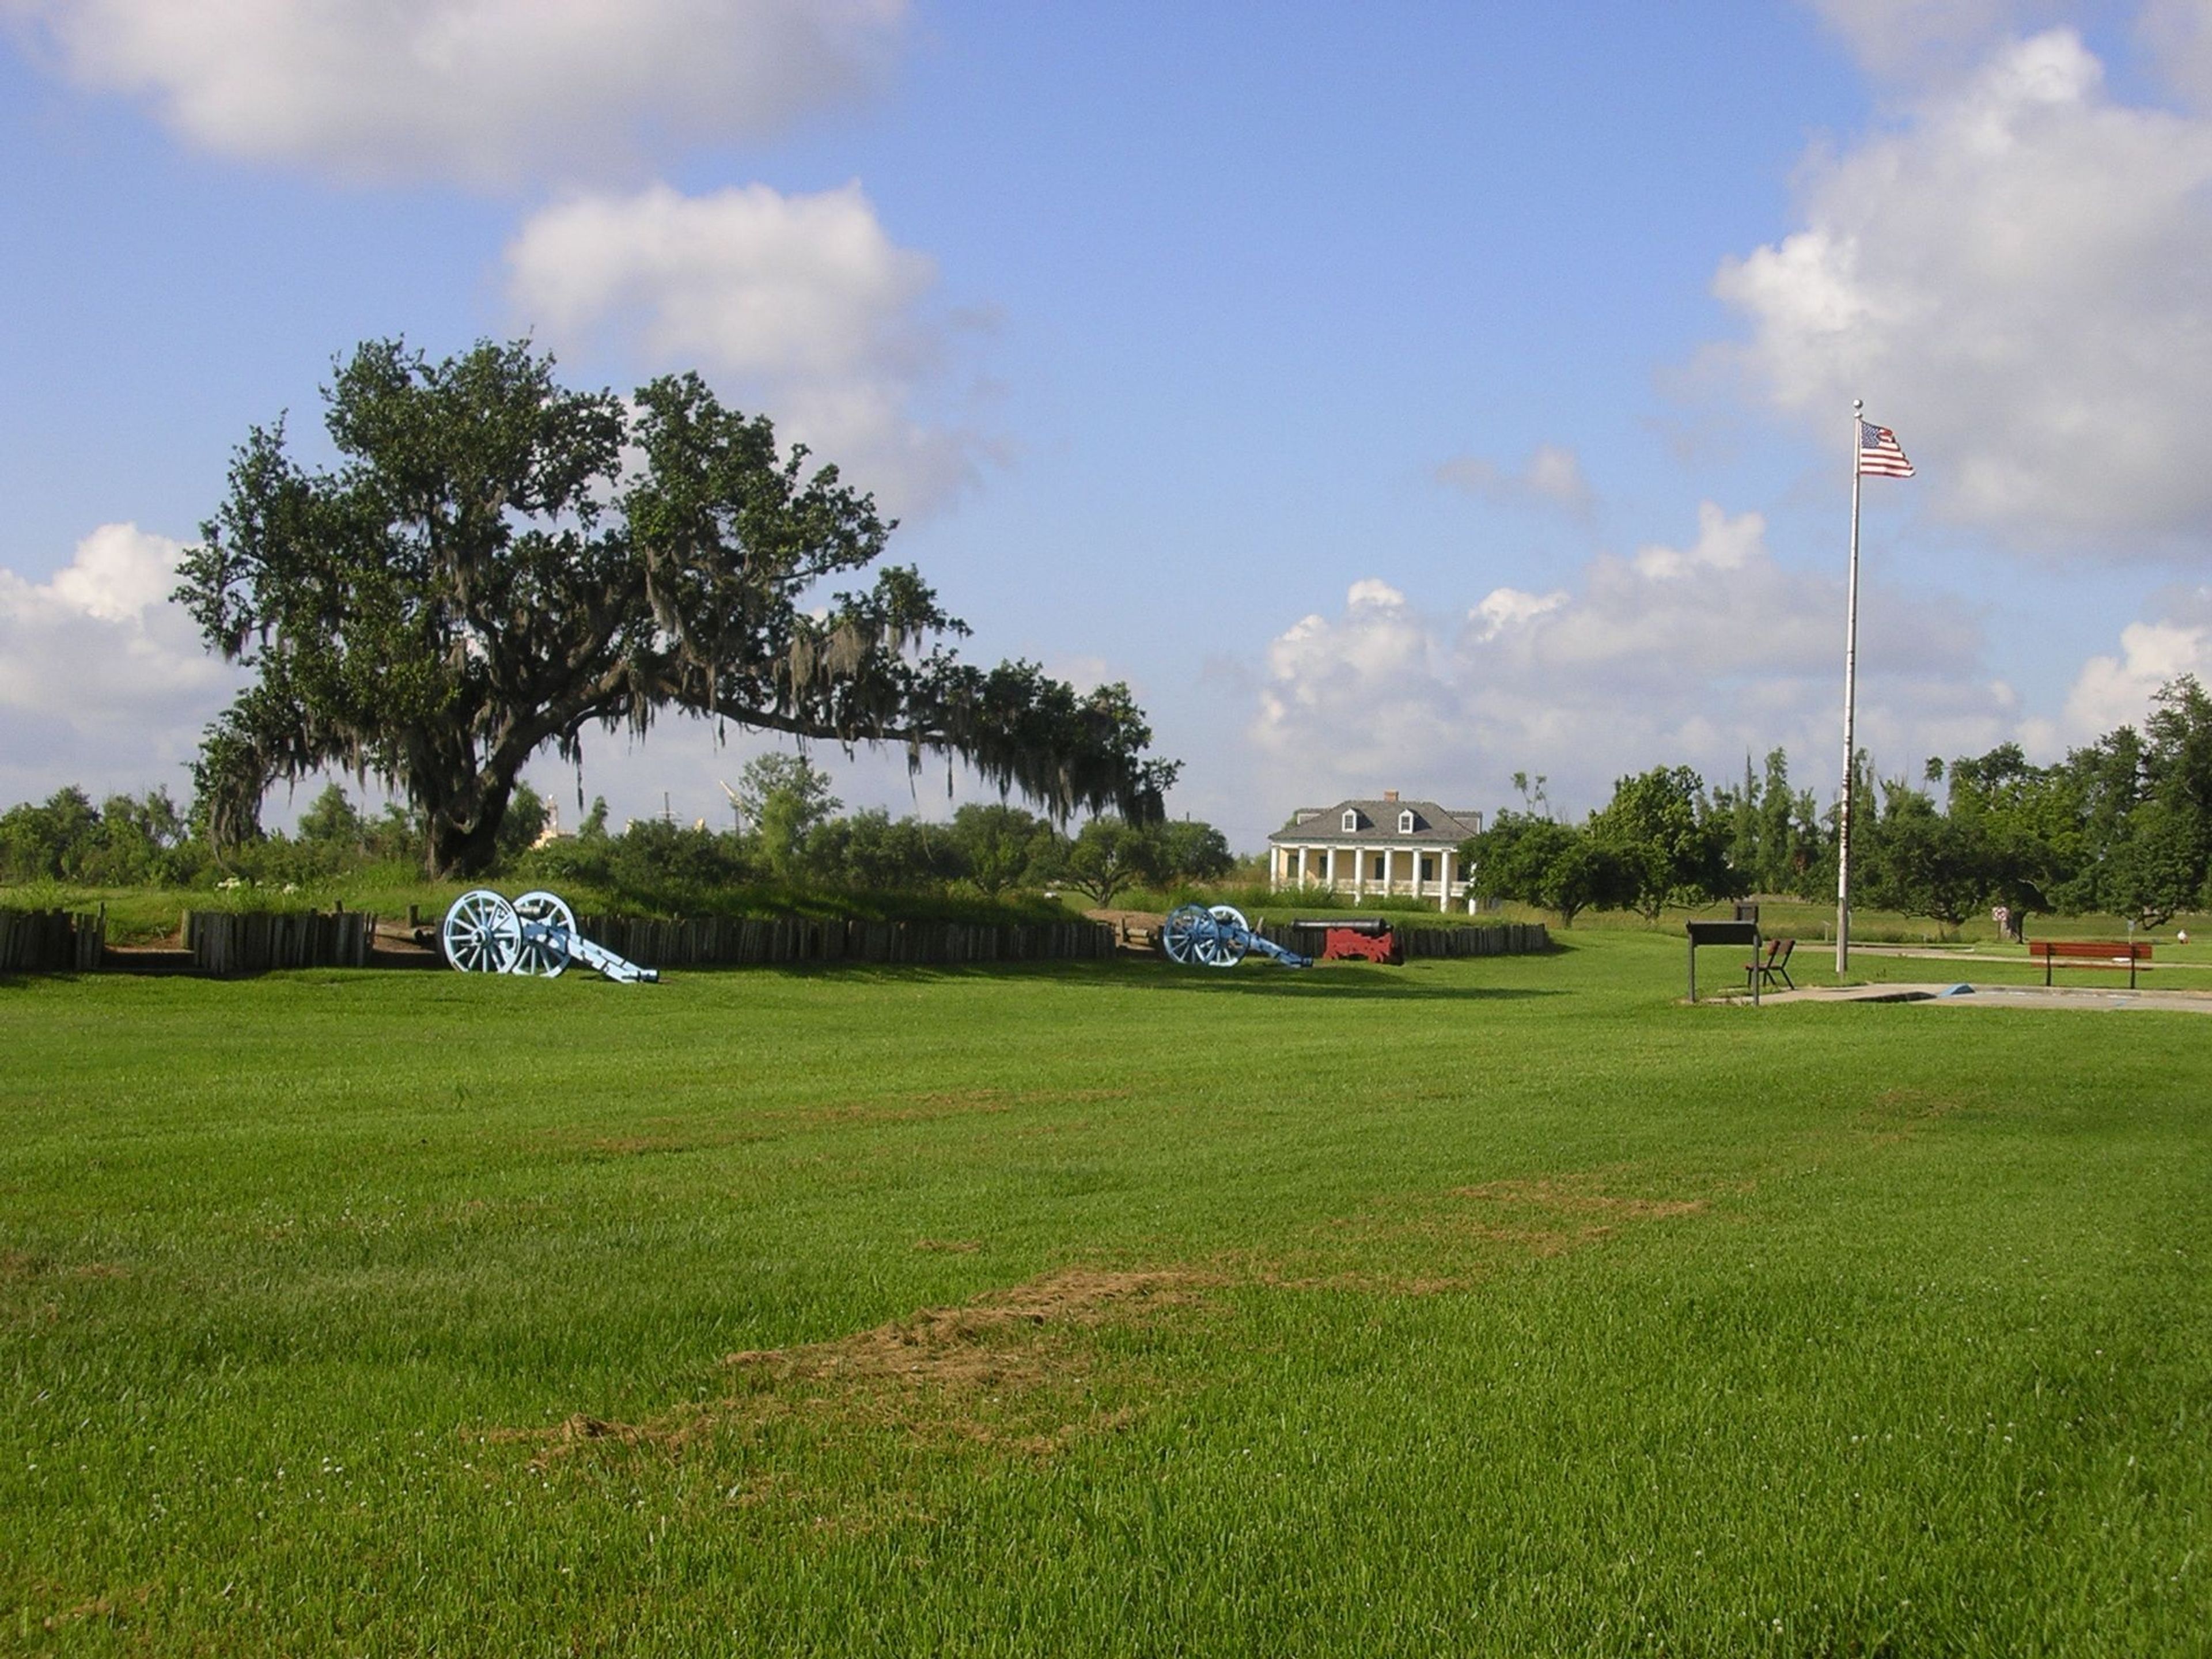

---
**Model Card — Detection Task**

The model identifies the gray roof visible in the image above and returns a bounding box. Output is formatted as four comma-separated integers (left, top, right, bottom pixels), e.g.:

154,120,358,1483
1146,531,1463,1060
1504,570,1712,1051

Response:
1268,798,1482,846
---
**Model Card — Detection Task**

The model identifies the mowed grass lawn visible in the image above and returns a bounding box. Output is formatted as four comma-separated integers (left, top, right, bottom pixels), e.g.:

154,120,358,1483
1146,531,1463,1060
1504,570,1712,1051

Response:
3,934,2208,1656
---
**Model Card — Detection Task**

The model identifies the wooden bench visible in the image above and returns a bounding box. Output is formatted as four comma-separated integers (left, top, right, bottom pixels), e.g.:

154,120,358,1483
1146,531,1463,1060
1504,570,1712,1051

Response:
1744,937,1796,992
2029,939,2150,988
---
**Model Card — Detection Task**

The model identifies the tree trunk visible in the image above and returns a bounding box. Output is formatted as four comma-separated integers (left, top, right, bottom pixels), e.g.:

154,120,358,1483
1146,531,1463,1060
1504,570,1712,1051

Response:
424,779,513,880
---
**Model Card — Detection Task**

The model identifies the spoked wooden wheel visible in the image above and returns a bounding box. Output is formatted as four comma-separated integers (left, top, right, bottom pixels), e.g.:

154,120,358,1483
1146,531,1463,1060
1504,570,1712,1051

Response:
510,890,577,978
1199,904,1250,968
1160,904,1208,965
441,889,522,974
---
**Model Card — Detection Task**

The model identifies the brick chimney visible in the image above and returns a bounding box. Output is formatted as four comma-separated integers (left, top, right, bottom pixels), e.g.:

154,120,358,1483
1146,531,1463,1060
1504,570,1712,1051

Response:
1382,789,1399,802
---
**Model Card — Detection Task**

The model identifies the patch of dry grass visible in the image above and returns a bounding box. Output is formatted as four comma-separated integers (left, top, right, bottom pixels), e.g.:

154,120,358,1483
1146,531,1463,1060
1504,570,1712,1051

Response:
490,1266,1213,1473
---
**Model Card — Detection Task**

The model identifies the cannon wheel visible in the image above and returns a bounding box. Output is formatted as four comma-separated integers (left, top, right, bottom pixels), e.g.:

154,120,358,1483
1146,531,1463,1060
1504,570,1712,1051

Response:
510,890,577,978
1160,903,1208,965
442,889,521,975
1199,904,1250,968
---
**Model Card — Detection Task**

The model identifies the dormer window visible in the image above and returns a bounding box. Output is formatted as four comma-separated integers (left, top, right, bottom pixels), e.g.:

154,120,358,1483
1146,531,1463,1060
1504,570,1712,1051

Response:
1342,810,1358,834
1397,809,1415,834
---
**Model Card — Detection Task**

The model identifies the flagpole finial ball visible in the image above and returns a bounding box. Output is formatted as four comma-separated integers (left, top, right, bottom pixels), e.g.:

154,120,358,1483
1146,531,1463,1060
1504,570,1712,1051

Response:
1853,397,1863,412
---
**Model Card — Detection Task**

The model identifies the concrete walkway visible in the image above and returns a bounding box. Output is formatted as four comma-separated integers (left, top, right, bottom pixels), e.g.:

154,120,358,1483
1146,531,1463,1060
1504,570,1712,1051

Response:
1757,981,2212,1014
1829,942,2186,969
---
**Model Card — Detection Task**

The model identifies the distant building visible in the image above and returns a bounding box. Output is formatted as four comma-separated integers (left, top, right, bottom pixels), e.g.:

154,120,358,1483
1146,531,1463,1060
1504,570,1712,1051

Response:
531,801,565,850
1266,791,1481,911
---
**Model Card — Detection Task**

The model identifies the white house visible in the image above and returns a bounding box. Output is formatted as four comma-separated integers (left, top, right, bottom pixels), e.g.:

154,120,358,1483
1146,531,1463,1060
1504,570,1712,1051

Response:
1267,791,1482,911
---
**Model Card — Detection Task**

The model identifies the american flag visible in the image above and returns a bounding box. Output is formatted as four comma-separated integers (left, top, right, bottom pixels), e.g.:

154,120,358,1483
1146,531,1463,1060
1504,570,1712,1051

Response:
1858,419,1915,478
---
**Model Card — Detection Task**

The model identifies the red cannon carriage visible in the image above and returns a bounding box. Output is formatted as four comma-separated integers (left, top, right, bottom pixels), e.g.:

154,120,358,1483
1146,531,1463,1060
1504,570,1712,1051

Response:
1294,918,1402,965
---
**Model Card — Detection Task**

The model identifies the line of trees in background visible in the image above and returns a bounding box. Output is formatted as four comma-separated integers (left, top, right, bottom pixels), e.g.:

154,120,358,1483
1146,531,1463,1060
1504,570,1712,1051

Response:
1463,676,2212,932
528,754,1232,911
0,781,541,892
0,751,1234,913
16,673,2210,929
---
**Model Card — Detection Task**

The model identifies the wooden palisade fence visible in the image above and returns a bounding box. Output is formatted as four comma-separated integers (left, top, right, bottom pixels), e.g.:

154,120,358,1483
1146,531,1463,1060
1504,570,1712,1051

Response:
184,910,376,975
575,914,1117,969
1392,921,1550,957
0,908,104,972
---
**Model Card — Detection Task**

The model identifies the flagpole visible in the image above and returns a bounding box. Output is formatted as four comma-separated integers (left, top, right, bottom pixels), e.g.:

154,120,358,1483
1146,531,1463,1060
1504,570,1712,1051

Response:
1836,397,1863,978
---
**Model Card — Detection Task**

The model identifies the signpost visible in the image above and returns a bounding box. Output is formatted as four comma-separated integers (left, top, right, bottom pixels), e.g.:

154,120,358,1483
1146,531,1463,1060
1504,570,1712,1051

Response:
1685,918,1763,1007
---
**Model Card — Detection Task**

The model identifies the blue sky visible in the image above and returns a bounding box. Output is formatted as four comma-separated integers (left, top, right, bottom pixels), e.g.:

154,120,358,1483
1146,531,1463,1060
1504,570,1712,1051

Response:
4,0,2209,849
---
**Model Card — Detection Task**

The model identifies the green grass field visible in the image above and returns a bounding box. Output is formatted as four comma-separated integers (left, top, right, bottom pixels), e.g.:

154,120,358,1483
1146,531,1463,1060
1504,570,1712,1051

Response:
5,934,2209,1654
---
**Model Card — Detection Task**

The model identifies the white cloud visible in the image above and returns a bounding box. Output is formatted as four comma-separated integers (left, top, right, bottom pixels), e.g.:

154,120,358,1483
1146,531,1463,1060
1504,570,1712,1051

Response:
0,524,243,804
1630,499,1762,579
1255,579,1460,801
1472,586,1569,642
1249,504,2017,814
2,0,906,186
1434,443,1593,517
2046,587,2212,741
1712,28,2212,554
507,181,986,518
510,183,932,378
1802,0,2058,82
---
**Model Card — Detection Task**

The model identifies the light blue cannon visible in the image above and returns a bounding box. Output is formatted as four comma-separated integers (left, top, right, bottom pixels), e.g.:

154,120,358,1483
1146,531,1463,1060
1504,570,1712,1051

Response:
1158,903,1312,969
440,889,659,983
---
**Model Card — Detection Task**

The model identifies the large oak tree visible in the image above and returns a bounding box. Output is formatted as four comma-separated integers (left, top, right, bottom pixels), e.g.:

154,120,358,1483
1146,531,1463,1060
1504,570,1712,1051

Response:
177,340,1176,877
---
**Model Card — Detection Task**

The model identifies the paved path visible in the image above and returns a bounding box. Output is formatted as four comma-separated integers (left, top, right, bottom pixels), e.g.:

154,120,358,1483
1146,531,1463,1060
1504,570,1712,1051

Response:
1845,945,2038,964
1758,981,2212,1014
1836,943,2184,969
